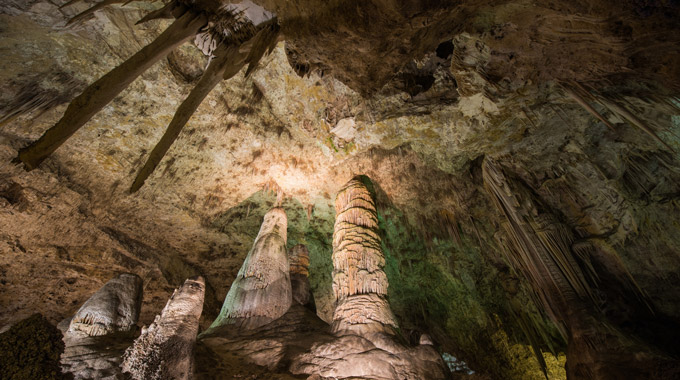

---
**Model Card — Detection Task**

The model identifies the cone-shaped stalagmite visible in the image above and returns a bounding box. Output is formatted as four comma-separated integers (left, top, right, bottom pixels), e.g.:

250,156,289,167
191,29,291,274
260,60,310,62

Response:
331,176,398,335
130,43,248,192
61,273,143,379
121,276,205,380
209,207,292,330
16,10,207,170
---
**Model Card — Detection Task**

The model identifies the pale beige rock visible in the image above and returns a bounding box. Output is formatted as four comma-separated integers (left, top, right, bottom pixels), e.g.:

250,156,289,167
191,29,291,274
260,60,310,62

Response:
61,273,143,380
331,177,397,335
121,276,206,380
68,273,143,337
289,176,450,380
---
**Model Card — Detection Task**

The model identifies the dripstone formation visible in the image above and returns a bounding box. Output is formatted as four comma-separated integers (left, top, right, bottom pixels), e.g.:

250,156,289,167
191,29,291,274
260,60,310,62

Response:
66,273,143,337
289,176,450,380
208,207,292,330
483,158,680,379
60,273,143,380
330,177,398,335
288,243,315,308
122,276,206,380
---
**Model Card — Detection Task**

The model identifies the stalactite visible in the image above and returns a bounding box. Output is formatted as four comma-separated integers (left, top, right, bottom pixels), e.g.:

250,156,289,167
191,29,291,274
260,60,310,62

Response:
16,10,208,170
561,82,616,131
135,1,182,25
130,43,247,192
65,0,126,26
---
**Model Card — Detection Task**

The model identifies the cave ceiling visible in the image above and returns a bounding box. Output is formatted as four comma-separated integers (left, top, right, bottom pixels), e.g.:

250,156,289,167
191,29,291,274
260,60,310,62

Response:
1,0,680,378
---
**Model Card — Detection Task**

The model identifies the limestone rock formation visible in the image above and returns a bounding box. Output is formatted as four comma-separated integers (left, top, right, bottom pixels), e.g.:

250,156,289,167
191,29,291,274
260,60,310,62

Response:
121,276,206,380
288,243,314,308
67,273,143,337
330,176,398,335
289,176,451,380
208,207,292,330
482,157,680,379
60,273,143,380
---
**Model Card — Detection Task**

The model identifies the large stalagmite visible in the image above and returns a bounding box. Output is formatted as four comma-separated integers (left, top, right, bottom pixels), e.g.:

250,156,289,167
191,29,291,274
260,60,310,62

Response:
67,273,143,337
208,207,292,330
289,176,450,380
331,176,398,335
121,276,206,380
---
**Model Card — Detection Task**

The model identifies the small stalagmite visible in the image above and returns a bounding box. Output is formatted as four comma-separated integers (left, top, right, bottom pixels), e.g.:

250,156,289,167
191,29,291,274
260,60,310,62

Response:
61,273,143,379
288,243,315,308
208,207,292,330
331,176,398,335
68,273,143,337
121,276,206,380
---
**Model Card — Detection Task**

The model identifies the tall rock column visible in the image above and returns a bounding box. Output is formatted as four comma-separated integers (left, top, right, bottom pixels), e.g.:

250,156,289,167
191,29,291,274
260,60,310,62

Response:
331,176,398,335
209,207,292,330
121,276,206,380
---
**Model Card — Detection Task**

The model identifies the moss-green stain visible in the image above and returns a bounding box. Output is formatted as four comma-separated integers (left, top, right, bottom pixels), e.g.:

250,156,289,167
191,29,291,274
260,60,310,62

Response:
376,204,566,380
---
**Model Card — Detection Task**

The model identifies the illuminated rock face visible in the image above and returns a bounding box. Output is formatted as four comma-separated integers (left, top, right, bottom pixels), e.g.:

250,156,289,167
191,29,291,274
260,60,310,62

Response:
331,177,398,335
209,207,292,330
68,273,143,337
288,243,314,308
121,276,206,380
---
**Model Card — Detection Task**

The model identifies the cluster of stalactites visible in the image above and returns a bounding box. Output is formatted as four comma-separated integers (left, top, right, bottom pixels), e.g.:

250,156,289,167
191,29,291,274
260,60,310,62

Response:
331,177,398,333
482,158,598,336
16,0,279,194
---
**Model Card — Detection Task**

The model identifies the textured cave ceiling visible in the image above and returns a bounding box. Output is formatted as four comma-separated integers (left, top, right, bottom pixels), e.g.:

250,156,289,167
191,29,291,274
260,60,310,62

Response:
1,0,680,379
